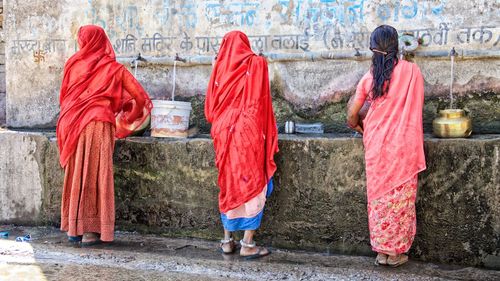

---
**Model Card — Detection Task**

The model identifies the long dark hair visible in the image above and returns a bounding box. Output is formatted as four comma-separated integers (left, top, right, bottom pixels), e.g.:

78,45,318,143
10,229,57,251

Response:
369,25,399,99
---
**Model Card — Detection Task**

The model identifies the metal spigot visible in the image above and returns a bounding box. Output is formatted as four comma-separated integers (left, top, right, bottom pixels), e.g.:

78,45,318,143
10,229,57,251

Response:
175,53,187,63
450,47,457,57
131,53,147,76
354,47,361,57
133,53,147,62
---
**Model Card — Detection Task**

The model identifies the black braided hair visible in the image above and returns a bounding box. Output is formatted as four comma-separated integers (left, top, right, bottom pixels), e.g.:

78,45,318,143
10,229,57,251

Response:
369,25,399,100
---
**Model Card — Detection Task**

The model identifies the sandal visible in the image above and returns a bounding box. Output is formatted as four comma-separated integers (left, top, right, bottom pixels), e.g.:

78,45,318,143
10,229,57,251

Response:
374,253,388,266
68,236,82,243
219,237,236,254
81,239,103,247
239,240,270,260
81,233,103,247
15,234,32,242
387,254,409,267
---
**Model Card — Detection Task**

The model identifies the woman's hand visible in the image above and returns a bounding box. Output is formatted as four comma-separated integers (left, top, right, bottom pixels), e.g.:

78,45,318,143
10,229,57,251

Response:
212,54,217,67
347,94,366,136
352,124,364,135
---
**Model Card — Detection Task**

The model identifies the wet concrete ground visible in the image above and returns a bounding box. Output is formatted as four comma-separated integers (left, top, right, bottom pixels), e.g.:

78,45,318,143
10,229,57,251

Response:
0,226,499,281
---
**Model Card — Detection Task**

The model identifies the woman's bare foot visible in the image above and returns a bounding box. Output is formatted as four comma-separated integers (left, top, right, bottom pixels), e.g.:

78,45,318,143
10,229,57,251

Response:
82,232,99,243
375,253,388,265
387,254,409,267
81,233,103,247
220,238,236,254
239,240,270,259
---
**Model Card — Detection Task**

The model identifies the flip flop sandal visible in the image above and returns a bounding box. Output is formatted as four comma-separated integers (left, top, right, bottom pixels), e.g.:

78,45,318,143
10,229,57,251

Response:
242,247,271,260
374,253,388,266
81,239,104,247
239,240,271,260
68,236,83,243
15,234,31,242
219,238,236,254
388,254,409,267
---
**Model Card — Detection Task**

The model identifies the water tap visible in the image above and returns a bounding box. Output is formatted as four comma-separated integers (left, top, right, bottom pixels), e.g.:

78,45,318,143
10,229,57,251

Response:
131,53,146,68
132,53,147,63
450,47,457,57
354,47,361,57
175,53,187,63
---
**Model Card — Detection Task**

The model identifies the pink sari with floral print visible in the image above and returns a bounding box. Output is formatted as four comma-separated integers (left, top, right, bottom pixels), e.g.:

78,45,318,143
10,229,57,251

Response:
353,60,426,255
368,176,418,255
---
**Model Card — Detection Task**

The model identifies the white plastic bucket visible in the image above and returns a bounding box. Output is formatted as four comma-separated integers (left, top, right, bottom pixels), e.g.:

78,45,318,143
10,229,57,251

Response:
151,100,192,138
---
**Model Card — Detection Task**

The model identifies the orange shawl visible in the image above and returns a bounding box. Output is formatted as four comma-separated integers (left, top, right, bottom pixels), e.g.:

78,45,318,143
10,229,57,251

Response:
205,31,279,213
57,25,151,167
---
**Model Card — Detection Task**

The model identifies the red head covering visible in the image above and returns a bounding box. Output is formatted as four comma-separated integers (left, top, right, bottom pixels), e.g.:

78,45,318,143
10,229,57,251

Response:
205,31,279,213
57,25,151,167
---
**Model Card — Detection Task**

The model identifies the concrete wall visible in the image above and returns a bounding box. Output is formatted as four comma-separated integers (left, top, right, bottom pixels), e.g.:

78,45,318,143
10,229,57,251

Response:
1,130,499,269
0,131,44,223
0,0,5,126
3,1,500,132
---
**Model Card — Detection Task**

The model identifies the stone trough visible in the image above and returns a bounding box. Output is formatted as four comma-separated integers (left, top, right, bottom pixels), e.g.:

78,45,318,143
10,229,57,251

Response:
0,130,499,269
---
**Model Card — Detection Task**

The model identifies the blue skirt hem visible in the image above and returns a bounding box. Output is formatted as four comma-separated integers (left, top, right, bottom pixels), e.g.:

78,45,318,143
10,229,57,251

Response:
220,178,273,231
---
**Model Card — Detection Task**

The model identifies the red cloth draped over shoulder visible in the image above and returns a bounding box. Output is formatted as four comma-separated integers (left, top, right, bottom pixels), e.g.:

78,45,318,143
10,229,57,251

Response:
57,25,152,167
205,31,279,213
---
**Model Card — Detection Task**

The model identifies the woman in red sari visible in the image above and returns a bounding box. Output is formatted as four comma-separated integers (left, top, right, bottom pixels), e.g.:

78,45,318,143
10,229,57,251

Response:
57,25,152,246
347,25,426,267
205,31,279,259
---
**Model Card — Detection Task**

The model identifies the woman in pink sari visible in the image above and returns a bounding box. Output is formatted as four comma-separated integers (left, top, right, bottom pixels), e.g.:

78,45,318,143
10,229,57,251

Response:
347,25,426,267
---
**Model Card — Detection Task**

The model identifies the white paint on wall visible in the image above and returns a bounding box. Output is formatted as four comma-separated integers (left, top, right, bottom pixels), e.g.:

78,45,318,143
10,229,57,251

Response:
0,131,43,222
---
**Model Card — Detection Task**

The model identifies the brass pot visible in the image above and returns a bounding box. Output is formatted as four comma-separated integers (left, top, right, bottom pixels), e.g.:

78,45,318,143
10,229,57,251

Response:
432,109,472,138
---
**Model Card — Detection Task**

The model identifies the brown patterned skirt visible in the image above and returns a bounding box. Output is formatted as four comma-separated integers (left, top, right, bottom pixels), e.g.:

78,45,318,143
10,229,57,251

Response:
60,121,115,242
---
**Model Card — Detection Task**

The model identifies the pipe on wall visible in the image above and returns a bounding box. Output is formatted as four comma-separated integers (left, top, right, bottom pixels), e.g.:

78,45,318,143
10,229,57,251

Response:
117,49,500,67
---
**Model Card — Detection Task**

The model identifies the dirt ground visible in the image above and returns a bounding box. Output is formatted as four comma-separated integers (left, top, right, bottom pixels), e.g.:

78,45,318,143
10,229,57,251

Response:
0,226,499,281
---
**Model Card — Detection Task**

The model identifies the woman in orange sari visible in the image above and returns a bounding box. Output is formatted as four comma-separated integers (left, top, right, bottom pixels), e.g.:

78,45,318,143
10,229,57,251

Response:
205,31,279,259
57,25,152,246
347,25,426,267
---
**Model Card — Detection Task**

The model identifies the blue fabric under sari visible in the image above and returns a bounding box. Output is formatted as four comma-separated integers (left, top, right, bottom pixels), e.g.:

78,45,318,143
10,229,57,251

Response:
220,179,274,231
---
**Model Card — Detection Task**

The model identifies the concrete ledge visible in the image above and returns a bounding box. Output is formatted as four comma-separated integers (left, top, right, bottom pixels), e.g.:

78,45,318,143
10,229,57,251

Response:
1,130,499,269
